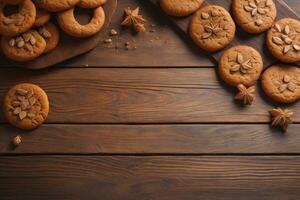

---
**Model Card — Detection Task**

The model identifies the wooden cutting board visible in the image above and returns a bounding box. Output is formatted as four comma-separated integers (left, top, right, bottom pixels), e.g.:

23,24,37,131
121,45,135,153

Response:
148,0,300,67
0,0,117,70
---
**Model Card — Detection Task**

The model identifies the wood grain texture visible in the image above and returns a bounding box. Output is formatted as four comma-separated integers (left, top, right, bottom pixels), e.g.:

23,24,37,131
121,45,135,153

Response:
1,124,300,154
0,68,299,123
1,156,300,200
148,0,300,67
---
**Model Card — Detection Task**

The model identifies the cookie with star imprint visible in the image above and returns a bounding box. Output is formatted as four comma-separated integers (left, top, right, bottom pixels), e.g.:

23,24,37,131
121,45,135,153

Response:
232,0,277,34
189,5,236,52
219,45,263,87
266,18,300,63
160,0,204,17
262,65,300,103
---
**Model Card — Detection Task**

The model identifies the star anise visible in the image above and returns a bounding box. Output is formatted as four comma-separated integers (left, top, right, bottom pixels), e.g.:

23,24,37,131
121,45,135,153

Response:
121,7,146,33
235,84,255,105
269,108,293,132
230,53,253,74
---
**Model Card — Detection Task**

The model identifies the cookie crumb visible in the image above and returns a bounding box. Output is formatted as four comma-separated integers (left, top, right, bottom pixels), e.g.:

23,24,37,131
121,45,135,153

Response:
12,135,22,147
125,42,130,50
109,29,118,36
104,38,112,44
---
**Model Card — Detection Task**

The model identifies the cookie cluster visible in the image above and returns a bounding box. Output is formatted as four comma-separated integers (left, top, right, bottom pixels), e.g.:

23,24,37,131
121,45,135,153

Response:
159,0,300,131
0,0,107,62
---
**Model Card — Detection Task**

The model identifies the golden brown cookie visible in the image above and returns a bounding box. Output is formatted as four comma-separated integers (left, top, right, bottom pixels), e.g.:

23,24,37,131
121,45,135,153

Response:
34,8,51,27
189,5,236,52
0,0,36,36
159,0,204,17
219,45,263,87
38,0,80,12
57,6,105,37
232,0,277,34
78,0,107,9
266,18,300,63
38,22,60,53
3,83,49,130
262,65,300,103
1,30,46,62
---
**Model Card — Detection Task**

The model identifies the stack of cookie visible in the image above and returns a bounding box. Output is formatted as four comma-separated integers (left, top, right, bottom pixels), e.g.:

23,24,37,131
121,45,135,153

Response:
159,0,299,131
0,0,106,62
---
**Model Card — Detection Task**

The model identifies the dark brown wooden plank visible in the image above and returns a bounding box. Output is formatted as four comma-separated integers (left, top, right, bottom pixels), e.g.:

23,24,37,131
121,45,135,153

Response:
0,68,299,123
1,124,300,154
1,156,300,200
148,0,300,67
0,0,214,68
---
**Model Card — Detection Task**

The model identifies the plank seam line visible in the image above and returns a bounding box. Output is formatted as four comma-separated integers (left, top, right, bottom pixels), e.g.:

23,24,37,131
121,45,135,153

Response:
0,66,216,69
0,122,299,125
2,153,300,157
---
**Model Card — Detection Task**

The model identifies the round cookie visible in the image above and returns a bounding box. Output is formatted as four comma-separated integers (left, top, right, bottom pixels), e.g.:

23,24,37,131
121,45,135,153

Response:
38,23,60,53
266,18,300,63
159,0,204,17
3,83,49,130
232,0,277,34
1,30,46,62
34,8,51,27
262,65,300,103
38,0,80,12
78,0,107,9
189,5,236,52
0,0,36,36
219,45,263,87
57,6,105,38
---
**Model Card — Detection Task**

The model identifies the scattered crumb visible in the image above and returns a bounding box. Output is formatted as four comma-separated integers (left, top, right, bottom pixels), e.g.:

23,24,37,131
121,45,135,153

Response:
110,29,118,36
12,135,21,147
125,41,131,50
104,38,113,44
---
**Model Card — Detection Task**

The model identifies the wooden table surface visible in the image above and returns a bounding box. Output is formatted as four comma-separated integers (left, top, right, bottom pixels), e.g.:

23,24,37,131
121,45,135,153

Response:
1,0,300,199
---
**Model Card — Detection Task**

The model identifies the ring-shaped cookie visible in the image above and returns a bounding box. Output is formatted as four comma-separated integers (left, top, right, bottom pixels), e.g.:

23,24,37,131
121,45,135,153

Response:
0,0,36,36
38,0,80,12
57,6,105,38
78,0,107,9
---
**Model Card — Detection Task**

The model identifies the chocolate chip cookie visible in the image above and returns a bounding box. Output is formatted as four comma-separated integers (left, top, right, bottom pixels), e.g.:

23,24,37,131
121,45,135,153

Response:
38,23,60,53
189,5,236,52
38,0,80,12
262,65,300,103
219,45,263,87
0,0,36,36
57,6,105,37
1,30,46,61
3,83,49,130
78,0,107,9
266,18,300,63
159,0,204,17
232,0,277,34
